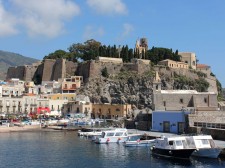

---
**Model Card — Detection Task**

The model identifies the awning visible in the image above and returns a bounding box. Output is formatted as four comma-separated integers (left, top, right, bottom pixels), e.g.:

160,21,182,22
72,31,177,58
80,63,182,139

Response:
37,107,50,114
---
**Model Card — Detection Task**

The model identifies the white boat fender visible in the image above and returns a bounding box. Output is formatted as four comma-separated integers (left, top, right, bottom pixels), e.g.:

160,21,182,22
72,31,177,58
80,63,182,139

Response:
150,146,155,151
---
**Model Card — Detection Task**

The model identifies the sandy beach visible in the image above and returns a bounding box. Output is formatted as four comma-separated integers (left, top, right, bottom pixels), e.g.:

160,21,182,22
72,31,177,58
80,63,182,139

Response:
0,125,42,133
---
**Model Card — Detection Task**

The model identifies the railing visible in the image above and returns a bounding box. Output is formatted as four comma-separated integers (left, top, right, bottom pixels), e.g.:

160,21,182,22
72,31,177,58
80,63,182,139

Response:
194,122,225,130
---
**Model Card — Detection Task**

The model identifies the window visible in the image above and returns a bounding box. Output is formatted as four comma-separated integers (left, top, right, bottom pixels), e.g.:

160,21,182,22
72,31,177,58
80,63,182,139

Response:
115,132,123,136
180,99,183,103
107,132,115,136
163,101,166,106
169,141,174,145
201,139,209,145
192,61,196,66
204,98,207,103
175,140,183,146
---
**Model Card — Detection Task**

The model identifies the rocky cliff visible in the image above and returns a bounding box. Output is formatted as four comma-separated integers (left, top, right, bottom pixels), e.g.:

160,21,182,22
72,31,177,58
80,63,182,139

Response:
77,71,154,109
76,66,218,109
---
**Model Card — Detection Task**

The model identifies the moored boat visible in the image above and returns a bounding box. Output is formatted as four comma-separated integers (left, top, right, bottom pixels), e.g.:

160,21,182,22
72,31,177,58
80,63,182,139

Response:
185,135,222,158
151,136,196,160
95,128,128,144
125,139,155,147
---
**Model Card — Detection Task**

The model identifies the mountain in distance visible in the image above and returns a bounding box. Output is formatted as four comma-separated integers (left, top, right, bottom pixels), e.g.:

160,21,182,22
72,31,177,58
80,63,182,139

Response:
0,50,39,80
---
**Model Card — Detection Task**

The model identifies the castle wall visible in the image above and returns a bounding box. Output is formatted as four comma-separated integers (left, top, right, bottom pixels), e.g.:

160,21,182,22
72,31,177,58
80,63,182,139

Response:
24,65,38,81
52,59,64,81
76,59,152,82
6,66,25,80
66,61,77,77
42,59,56,81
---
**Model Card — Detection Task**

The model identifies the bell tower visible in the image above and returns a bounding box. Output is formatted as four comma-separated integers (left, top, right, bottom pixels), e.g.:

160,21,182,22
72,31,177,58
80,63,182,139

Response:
153,71,161,92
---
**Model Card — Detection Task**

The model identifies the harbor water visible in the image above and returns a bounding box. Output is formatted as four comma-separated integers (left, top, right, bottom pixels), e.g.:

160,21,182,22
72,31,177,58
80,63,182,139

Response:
0,131,224,168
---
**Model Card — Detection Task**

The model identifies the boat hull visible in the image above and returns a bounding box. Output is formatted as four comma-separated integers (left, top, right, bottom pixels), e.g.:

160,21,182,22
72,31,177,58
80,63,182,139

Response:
151,147,195,160
95,137,128,144
125,140,155,147
192,148,222,158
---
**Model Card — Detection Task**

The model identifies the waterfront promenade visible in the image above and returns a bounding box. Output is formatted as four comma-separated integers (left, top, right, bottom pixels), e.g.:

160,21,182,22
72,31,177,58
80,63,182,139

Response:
0,125,41,132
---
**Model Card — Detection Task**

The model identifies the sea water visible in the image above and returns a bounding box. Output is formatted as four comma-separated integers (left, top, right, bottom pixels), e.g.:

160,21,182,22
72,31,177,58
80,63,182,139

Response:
0,131,224,168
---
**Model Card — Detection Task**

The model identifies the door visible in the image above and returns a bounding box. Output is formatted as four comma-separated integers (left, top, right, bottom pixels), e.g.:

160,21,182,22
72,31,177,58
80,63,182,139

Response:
178,122,185,134
163,121,170,132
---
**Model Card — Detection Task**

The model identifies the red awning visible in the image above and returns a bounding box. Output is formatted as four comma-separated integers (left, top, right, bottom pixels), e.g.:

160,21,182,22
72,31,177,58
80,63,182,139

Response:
37,107,50,114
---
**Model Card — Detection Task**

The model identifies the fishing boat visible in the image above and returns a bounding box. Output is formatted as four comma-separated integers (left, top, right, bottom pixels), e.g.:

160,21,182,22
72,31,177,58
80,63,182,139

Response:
151,136,196,160
125,139,155,147
95,128,128,144
125,134,155,147
186,135,222,158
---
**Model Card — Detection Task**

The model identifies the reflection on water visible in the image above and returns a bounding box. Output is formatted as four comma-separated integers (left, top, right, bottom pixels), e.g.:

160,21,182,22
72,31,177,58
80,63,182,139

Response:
0,131,224,168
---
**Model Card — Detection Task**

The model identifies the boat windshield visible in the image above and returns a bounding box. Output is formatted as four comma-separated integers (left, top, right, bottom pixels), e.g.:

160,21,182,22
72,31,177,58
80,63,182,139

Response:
175,140,183,146
115,132,123,136
201,139,209,145
106,132,115,137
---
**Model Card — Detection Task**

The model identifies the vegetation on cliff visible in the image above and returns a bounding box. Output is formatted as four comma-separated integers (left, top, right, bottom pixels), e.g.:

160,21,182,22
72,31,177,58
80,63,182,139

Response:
44,39,181,64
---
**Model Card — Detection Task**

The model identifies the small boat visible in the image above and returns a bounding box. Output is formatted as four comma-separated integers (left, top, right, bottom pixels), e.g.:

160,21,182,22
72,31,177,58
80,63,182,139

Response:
125,134,155,147
151,136,196,160
125,139,155,147
95,128,128,144
186,135,222,158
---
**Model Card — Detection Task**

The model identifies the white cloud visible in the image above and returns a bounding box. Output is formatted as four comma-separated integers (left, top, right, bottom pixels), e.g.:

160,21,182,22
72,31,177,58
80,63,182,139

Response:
87,0,128,15
0,1,18,37
83,25,105,41
11,0,80,38
0,0,80,38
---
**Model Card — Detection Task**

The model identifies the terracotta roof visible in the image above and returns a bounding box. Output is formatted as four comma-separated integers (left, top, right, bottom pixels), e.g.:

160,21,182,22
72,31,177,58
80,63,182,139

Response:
197,64,210,68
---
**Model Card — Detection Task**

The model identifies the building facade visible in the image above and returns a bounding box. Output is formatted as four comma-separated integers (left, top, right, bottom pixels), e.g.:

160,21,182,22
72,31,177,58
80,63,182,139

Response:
158,59,189,69
152,111,189,134
178,52,197,70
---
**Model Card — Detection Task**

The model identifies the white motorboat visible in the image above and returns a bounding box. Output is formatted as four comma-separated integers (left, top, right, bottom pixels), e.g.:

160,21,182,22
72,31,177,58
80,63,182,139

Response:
151,136,196,160
95,128,128,144
185,135,222,158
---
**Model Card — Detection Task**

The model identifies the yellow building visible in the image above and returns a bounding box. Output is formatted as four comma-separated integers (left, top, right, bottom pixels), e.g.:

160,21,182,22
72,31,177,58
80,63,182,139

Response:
92,104,132,119
45,93,75,101
158,59,189,69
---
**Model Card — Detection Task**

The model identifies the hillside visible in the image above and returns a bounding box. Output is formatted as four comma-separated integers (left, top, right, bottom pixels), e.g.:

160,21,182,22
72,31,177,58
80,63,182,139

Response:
0,50,39,80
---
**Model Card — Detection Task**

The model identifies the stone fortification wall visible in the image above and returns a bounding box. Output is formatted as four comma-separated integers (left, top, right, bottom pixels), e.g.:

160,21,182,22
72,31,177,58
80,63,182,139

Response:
77,59,151,82
42,59,56,81
24,65,38,81
6,66,25,80
76,61,91,82
206,75,218,94
66,61,77,77
52,59,64,81
154,66,199,79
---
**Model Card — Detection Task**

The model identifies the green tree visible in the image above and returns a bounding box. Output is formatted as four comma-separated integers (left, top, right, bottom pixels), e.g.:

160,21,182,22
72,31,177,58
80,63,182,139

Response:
68,39,101,61
101,67,109,78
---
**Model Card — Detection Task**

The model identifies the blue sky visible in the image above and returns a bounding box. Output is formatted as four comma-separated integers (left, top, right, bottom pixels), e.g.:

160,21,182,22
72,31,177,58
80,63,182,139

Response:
0,0,225,87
